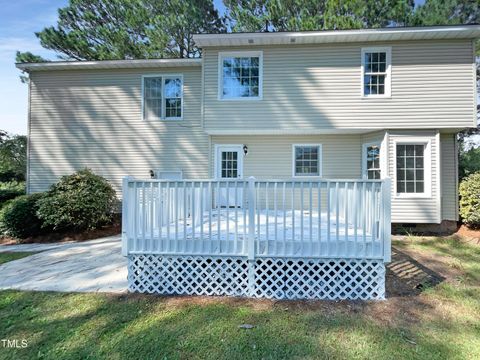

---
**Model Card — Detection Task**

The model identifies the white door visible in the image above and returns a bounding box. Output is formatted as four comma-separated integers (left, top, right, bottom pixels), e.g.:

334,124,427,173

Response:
215,145,243,207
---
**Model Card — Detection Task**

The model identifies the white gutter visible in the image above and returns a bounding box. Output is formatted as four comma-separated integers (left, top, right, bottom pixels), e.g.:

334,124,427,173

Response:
194,25,480,47
16,58,202,72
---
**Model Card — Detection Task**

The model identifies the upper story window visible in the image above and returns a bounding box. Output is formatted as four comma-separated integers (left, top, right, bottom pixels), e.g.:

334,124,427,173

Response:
219,51,262,100
293,144,322,177
361,47,391,97
143,75,183,120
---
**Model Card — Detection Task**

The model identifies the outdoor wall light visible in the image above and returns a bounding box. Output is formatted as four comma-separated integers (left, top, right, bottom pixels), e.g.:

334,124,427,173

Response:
149,169,155,179
243,145,248,156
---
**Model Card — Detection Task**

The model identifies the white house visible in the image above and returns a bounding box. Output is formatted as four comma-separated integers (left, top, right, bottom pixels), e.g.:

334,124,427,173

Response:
17,25,480,299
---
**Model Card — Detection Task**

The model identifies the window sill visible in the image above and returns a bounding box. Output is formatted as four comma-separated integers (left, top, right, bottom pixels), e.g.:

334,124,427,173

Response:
144,117,183,121
218,97,263,101
394,194,432,199
292,175,323,179
361,95,392,100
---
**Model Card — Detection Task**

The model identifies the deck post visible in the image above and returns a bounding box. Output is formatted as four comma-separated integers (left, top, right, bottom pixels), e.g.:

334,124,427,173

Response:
247,176,256,296
382,177,392,262
121,176,133,257
247,176,256,260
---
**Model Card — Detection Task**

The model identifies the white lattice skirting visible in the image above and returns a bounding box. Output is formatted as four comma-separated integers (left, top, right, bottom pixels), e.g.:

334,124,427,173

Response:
128,255,386,300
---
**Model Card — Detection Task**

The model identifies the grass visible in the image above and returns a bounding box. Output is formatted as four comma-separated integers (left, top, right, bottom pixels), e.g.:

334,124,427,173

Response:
0,237,479,360
0,252,37,265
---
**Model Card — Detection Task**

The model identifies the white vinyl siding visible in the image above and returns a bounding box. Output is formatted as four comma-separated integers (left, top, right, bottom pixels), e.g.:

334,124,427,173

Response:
211,135,361,180
28,67,208,196
441,134,459,220
203,40,475,133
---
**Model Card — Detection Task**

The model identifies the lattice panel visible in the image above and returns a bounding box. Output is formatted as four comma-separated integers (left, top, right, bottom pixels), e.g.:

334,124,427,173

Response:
128,255,385,300
128,255,249,296
253,258,385,300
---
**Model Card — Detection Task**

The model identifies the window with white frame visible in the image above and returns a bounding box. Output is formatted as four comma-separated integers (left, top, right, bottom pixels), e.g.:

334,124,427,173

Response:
220,52,262,99
396,144,425,194
293,145,321,177
365,144,381,179
143,75,183,120
362,48,391,97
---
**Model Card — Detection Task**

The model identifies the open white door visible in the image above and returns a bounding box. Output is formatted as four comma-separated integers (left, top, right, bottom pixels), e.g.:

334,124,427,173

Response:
215,145,244,207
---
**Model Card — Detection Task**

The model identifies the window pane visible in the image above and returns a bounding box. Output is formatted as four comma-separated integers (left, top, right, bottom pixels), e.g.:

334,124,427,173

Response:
144,77,162,119
406,182,415,193
222,56,260,98
416,181,424,193
406,169,414,181
366,145,381,179
164,77,182,118
221,151,239,178
295,146,320,176
397,181,405,193
364,74,385,95
415,145,424,156
415,157,424,168
416,170,424,181
363,51,387,96
406,157,415,168
145,99,161,119
396,144,426,194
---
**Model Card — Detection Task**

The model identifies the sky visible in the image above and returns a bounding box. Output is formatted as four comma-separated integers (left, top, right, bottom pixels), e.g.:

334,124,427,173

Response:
0,0,68,134
0,0,445,137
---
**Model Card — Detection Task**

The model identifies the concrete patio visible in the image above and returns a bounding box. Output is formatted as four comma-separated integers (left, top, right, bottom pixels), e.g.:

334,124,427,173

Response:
0,236,127,293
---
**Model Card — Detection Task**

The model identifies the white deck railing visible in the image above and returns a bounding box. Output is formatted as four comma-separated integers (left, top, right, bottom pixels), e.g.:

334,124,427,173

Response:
122,177,391,261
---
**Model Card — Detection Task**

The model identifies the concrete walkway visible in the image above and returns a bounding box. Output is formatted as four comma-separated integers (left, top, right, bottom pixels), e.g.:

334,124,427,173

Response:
0,236,127,293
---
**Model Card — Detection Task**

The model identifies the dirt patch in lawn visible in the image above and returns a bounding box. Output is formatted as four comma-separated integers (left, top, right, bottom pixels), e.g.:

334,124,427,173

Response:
455,225,480,242
0,222,120,245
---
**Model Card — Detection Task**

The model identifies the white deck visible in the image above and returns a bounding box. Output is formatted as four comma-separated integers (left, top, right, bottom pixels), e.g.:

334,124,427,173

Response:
130,209,382,258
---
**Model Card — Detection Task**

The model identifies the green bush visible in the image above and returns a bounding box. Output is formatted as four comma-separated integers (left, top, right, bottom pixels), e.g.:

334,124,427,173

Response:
0,193,45,239
36,169,117,231
0,181,25,207
0,169,25,182
459,146,480,180
459,172,480,228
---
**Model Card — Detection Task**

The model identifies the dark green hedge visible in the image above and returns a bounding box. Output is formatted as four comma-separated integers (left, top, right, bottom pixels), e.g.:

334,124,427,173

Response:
0,193,45,239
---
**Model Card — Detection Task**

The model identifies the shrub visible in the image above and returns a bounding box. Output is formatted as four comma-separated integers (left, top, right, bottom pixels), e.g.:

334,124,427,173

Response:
36,169,117,231
0,193,45,239
0,181,25,208
0,169,25,182
459,172,480,228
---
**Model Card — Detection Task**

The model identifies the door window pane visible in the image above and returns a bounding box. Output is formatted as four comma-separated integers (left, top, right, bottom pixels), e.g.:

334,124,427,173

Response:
221,151,239,178
365,144,381,179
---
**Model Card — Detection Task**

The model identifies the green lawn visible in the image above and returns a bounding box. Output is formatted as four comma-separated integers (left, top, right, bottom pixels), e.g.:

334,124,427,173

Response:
0,237,479,360
0,252,37,265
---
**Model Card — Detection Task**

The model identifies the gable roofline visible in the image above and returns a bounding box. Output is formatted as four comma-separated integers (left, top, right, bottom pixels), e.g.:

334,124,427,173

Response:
16,58,202,72
193,24,480,47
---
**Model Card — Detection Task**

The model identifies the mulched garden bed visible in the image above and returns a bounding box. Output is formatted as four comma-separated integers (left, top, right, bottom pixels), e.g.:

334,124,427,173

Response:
0,222,120,245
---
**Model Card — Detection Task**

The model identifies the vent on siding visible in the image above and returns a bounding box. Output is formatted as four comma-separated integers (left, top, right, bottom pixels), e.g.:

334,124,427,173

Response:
156,170,183,180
